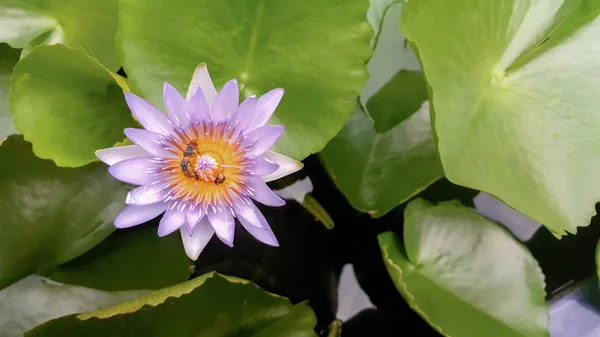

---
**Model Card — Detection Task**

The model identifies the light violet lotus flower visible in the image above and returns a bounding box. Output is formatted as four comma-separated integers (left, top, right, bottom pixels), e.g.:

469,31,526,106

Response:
95,64,303,260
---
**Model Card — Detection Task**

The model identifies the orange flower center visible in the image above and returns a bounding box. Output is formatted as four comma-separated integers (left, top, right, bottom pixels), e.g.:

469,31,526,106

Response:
163,122,248,207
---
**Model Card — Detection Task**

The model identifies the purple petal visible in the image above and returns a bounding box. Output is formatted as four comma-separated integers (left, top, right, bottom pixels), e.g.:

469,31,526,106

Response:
164,82,190,128
180,218,214,261
185,63,217,107
238,217,279,247
114,203,167,229
248,88,284,131
210,79,238,122
158,208,185,237
261,151,304,182
189,85,209,124
96,145,151,165
125,93,173,136
126,181,170,205
249,156,279,177
124,128,176,158
233,200,267,229
248,177,285,207
207,208,235,247
185,208,205,235
108,157,162,185
231,95,257,129
244,125,284,157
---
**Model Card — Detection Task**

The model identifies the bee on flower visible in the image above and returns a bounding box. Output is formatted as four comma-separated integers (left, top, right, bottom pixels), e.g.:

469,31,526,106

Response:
96,64,303,260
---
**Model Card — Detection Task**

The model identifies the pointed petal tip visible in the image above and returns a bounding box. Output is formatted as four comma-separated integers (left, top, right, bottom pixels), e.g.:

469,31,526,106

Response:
222,78,239,91
95,148,108,164
123,92,138,106
157,227,174,237
156,225,172,237
122,127,134,136
187,63,217,104
187,253,200,261
95,145,152,166
273,198,286,207
163,81,180,95
114,203,167,229
261,152,304,182
125,192,135,205
180,222,215,260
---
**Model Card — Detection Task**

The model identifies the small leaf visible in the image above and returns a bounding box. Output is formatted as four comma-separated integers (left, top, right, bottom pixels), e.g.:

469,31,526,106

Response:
0,275,148,337
45,227,193,291
0,0,120,70
27,273,319,337
118,0,372,160
402,0,600,235
320,102,443,218
0,136,128,288
378,199,549,337
10,44,136,167
0,43,19,140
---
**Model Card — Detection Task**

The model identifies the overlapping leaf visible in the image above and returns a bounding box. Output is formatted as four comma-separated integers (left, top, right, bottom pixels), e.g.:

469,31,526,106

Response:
379,199,549,337
402,0,600,235
0,136,128,288
27,273,318,337
10,44,135,167
321,101,442,217
0,275,147,337
0,0,120,69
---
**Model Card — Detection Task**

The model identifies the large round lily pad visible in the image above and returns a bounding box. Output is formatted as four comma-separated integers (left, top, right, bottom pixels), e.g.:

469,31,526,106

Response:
401,0,600,236
118,0,372,160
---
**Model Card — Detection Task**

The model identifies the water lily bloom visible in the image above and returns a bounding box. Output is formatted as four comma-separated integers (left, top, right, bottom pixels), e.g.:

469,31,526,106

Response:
96,64,303,260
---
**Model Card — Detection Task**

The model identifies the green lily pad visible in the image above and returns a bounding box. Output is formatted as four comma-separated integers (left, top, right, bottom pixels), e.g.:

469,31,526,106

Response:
27,273,318,337
45,227,193,291
0,275,148,337
0,136,128,289
0,0,120,70
402,0,600,236
10,44,135,167
362,1,421,128
320,101,442,217
0,43,19,140
118,0,372,160
378,199,549,337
